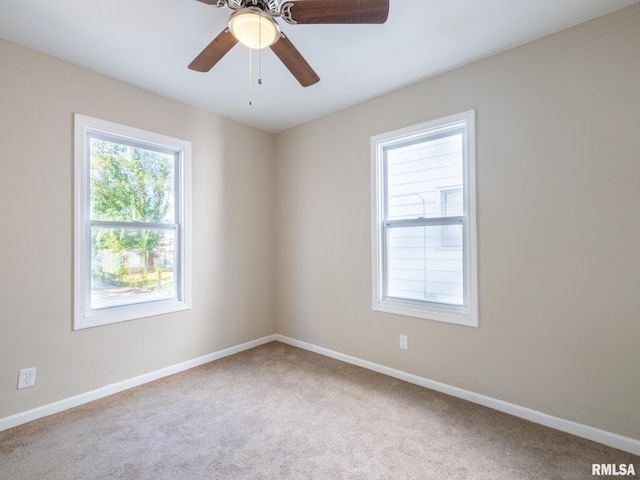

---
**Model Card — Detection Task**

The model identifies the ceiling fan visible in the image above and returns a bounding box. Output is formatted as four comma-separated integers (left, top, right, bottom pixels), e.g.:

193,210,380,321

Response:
189,0,390,87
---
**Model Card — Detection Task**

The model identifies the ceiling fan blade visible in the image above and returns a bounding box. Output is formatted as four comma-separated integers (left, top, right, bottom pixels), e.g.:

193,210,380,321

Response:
188,28,238,72
282,0,389,24
270,34,320,87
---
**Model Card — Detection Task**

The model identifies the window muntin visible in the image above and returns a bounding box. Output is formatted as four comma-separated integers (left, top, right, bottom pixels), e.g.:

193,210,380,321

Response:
74,115,191,329
371,111,477,326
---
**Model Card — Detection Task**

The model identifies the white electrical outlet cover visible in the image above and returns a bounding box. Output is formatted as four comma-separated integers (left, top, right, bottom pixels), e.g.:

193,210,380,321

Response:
18,367,37,389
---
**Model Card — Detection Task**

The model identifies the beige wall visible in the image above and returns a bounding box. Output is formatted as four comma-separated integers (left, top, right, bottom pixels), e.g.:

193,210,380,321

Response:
276,5,640,440
1,4,639,443
0,39,276,417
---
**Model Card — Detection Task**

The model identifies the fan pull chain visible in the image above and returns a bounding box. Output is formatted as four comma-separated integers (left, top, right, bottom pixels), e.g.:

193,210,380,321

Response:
249,23,265,105
258,17,263,85
248,48,253,106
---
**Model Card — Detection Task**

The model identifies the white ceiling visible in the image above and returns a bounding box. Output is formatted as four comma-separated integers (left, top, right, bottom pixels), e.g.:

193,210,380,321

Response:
0,0,637,133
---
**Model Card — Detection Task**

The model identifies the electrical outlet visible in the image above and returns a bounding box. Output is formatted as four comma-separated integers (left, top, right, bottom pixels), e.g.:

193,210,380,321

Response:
399,334,408,350
17,367,36,389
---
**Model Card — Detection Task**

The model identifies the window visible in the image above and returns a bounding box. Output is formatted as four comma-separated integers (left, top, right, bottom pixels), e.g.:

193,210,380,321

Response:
371,111,477,326
74,114,191,329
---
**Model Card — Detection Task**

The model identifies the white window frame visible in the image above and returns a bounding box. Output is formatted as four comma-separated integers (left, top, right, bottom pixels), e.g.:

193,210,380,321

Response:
74,114,192,329
371,110,478,327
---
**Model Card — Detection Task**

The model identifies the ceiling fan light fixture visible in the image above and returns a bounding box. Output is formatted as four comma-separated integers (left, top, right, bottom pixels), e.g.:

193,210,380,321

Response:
229,8,280,50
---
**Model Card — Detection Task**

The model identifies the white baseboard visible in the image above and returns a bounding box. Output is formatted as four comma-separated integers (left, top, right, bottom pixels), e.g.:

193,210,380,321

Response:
3,333,638,456
0,334,277,432
274,334,640,456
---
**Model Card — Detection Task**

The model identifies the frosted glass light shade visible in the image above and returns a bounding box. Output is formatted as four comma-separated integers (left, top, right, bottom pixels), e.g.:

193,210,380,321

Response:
229,8,280,50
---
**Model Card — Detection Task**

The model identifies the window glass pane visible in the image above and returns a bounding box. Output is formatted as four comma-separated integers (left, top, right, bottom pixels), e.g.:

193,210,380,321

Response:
387,225,463,305
386,132,463,220
90,227,177,310
442,188,463,247
442,188,463,216
90,137,176,224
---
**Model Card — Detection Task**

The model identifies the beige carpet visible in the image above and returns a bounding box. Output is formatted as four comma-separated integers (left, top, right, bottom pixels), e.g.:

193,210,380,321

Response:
1,342,638,479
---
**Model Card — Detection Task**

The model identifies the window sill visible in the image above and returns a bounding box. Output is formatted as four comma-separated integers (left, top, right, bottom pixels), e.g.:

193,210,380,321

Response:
74,299,190,330
373,298,478,327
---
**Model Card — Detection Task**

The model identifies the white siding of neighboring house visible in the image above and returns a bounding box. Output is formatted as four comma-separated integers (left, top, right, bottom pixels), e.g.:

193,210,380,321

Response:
386,133,464,305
